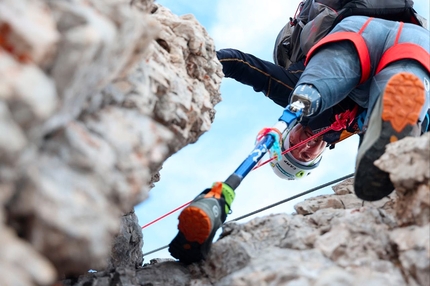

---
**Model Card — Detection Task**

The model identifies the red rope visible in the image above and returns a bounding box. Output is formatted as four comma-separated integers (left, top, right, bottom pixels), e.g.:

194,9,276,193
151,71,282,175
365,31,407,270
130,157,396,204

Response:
290,1,304,25
253,126,333,170
141,200,192,229
253,105,358,170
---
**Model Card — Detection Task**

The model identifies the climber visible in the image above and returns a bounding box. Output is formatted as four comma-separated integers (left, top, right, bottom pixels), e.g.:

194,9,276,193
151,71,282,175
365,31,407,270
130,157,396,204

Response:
296,16,429,201
169,15,430,264
218,48,370,179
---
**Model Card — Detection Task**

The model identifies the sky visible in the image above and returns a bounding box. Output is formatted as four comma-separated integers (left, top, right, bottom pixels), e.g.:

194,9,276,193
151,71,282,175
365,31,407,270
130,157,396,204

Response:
135,0,430,263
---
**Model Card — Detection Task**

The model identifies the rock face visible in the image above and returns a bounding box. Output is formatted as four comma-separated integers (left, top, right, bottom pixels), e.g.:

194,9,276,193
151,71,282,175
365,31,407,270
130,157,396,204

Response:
0,0,222,285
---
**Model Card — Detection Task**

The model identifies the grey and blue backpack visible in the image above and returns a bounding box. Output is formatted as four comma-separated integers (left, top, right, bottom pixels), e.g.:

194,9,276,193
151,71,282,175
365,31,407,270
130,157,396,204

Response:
273,0,427,69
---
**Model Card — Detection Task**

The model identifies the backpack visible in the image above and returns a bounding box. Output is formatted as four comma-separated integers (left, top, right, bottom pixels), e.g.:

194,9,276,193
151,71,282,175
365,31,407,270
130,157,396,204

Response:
273,0,427,69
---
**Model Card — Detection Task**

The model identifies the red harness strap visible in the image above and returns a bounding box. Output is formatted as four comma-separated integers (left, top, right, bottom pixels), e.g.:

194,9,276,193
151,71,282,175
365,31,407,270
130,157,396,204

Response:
306,18,430,82
376,44,430,74
305,18,374,85
376,22,430,74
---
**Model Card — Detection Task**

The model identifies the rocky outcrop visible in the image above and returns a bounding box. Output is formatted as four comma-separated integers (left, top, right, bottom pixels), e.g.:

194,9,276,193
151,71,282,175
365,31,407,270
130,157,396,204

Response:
0,0,222,285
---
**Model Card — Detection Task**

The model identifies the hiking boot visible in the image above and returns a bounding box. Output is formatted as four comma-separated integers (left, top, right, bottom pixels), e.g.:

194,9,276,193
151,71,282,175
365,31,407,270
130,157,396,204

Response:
168,182,235,264
354,72,425,201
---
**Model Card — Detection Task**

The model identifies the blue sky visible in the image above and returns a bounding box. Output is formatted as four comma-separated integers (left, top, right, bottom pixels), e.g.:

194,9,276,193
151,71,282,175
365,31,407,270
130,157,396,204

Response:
136,0,430,262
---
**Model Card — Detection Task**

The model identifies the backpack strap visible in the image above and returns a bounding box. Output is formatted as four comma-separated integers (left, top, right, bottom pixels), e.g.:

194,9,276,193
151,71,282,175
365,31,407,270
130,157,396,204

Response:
375,23,430,74
305,18,374,85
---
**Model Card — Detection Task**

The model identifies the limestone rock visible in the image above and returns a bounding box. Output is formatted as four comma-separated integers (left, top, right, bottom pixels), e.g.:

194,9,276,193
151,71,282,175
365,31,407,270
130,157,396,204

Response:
109,211,144,269
375,133,430,226
1,0,222,284
331,177,355,195
390,225,430,286
294,192,397,215
0,223,56,286
0,0,59,66
375,133,430,191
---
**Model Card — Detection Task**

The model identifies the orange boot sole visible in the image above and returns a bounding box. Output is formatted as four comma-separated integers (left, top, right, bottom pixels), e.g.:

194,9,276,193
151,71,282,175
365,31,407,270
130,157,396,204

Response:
178,206,212,244
354,72,425,201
